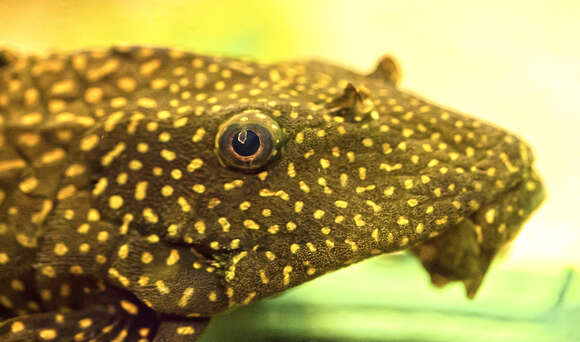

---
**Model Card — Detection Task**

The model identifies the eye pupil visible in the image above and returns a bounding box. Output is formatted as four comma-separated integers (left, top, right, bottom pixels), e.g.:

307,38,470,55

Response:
232,129,260,157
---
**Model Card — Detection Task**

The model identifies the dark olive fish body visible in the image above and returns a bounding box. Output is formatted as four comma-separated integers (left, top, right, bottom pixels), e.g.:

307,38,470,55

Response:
0,46,544,341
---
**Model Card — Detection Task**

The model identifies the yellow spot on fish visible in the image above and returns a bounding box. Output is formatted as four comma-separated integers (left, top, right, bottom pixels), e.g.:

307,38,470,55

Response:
345,239,358,251
109,195,124,209
187,158,204,172
19,177,38,194
192,184,206,193
313,209,325,219
283,265,293,286
155,280,170,295
397,216,409,225
290,244,300,254
265,251,276,261
485,209,496,224
171,169,183,179
117,244,129,259
161,149,177,161
143,208,159,223
192,128,206,143
39,329,57,340
141,252,154,264
243,219,260,230
217,218,229,232
416,223,424,234
299,181,310,193
53,243,69,256
167,249,180,266
176,326,196,335
239,201,251,210
287,163,296,177
350,214,365,227
11,321,25,333
120,300,139,315
178,287,195,308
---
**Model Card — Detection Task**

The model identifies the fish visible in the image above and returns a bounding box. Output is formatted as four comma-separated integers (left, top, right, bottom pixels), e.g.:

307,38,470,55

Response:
0,46,545,341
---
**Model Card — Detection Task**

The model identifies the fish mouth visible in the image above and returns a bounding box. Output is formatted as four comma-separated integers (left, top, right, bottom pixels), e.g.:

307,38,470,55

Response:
411,164,546,298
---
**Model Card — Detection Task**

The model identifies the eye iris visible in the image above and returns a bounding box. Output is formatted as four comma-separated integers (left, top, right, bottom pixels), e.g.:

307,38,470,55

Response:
232,129,260,157
215,109,282,171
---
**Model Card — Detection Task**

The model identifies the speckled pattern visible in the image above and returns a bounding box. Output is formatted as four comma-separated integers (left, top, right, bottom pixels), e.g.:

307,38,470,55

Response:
0,46,544,341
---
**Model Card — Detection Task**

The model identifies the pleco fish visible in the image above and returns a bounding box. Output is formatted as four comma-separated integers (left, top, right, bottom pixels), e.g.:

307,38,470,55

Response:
0,46,545,341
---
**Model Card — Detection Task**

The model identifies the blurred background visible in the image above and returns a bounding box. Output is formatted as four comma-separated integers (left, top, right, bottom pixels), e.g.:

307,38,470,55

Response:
1,0,578,341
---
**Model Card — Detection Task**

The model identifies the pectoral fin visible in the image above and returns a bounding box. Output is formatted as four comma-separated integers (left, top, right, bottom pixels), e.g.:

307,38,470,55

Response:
0,293,165,341
0,305,119,342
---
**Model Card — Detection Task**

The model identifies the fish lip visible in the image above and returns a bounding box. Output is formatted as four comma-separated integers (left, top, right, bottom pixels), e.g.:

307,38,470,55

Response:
411,164,545,298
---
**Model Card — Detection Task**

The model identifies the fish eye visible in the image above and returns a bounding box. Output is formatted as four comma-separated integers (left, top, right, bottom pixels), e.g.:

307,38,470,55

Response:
215,110,282,171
